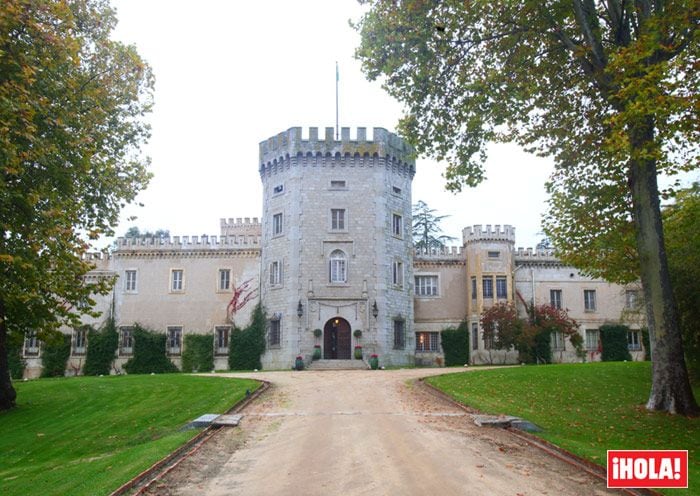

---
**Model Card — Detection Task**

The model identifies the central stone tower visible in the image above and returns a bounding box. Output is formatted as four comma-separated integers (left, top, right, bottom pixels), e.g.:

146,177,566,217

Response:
259,126,416,369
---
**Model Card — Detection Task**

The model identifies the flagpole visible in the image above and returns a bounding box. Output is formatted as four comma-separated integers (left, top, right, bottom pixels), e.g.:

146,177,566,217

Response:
335,61,339,140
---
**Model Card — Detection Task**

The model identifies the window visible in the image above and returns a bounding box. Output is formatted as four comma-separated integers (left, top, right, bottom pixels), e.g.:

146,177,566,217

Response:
483,328,495,350
392,214,403,237
329,250,347,283
215,326,230,355
120,326,134,355
471,322,479,351
416,332,439,352
488,251,500,258
24,332,40,357
272,213,283,236
625,290,639,309
219,269,231,291
167,326,182,355
628,330,641,351
273,184,284,195
269,318,281,347
585,329,600,351
471,277,477,301
482,277,493,298
415,275,438,296
330,180,346,189
551,331,565,351
270,261,283,286
171,269,184,292
330,209,346,230
550,289,563,309
393,320,405,349
496,276,507,299
392,261,404,287
72,328,87,355
584,290,597,311
392,185,402,195
125,270,137,292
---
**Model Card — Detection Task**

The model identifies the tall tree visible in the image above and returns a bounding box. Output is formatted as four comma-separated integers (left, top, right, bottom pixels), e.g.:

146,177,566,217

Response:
412,200,456,252
356,1,698,414
0,0,153,410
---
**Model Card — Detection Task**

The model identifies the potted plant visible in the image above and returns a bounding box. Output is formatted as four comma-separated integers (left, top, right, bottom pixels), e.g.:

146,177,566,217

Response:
294,355,304,371
313,345,321,360
313,328,322,338
369,354,379,370
353,329,362,339
354,345,363,360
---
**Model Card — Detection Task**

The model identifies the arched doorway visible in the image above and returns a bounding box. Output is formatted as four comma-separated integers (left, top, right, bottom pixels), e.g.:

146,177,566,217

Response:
323,317,351,359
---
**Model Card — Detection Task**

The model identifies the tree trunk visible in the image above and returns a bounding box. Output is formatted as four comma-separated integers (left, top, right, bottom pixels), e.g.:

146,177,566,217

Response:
628,119,699,416
0,299,18,410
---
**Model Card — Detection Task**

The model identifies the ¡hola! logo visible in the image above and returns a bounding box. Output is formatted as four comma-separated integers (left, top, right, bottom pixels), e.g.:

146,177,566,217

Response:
607,450,688,488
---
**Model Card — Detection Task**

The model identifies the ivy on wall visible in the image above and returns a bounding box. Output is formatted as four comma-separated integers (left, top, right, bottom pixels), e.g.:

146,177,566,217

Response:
441,321,470,366
84,321,118,376
229,303,266,370
123,325,179,374
181,334,214,373
600,324,632,362
40,333,71,378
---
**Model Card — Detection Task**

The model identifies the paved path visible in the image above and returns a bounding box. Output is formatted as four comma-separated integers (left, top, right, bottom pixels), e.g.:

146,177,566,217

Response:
144,369,614,495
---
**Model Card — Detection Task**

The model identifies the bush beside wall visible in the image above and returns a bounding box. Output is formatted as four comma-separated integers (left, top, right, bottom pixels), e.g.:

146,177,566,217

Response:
40,333,71,378
84,321,118,376
600,324,632,362
181,334,214,373
123,325,179,374
441,321,469,366
229,303,266,370
8,333,25,380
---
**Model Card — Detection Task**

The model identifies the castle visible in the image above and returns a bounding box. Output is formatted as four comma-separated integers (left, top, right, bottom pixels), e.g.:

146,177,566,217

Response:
21,127,645,376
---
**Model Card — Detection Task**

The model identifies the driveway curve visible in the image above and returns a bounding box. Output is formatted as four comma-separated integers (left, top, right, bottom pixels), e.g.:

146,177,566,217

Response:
144,369,613,495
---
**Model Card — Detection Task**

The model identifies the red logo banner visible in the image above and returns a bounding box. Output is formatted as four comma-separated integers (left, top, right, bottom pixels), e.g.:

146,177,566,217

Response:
607,450,688,488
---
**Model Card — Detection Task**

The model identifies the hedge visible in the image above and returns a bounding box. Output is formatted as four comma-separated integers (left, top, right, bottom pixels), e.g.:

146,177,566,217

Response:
441,321,469,366
123,325,179,374
600,324,632,362
8,333,25,380
181,334,214,373
229,303,266,370
40,333,71,378
84,320,118,376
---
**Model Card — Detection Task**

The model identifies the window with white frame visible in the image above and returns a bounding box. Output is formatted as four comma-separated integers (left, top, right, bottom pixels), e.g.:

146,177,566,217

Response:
330,209,346,231
269,318,281,347
585,329,600,351
550,289,563,309
584,289,597,311
219,269,231,291
415,275,438,296
171,269,184,292
272,213,283,236
625,290,639,309
329,250,347,283
496,276,507,299
23,332,40,357
215,326,230,355
393,319,405,349
167,326,182,355
270,261,283,286
483,327,496,350
72,327,87,355
415,332,439,352
471,322,479,351
392,213,403,237
119,326,134,355
125,270,137,292
482,276,493,298
627,330,641,351
392,260,404,287
551,331,565,350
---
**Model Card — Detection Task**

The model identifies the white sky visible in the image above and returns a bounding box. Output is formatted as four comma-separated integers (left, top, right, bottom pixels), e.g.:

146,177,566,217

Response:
107,0,558,250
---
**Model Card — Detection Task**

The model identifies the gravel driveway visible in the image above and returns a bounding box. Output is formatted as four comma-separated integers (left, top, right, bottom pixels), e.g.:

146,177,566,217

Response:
143,368,614,495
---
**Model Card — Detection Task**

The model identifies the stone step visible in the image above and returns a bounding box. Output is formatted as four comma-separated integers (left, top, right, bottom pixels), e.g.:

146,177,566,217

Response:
307,359,368,370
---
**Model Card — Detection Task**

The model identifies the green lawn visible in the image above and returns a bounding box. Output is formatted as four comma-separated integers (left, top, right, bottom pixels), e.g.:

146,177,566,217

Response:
427,362,699,495
0,374,260,496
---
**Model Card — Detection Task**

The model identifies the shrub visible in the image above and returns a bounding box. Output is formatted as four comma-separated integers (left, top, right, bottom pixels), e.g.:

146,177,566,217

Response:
40,332,71,378
7,333,25,380
600,324,632,362
84,320,118,376
353,329,362,338
181,334,214,373
123,325,179,374
229,303,266,370
441,321,469,366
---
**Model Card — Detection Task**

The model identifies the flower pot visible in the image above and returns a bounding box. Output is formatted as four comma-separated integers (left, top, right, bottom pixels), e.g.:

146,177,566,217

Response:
354,347,362,360
369,355,379,370
313,347,321,360
294,356,304,371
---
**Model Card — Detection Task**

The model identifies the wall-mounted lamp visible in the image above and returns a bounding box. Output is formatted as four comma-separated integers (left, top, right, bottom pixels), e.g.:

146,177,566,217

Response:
297,300,303,318
372,301,379,319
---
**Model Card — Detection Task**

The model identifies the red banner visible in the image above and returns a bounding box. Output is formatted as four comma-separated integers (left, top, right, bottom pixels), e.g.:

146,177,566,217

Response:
607,450,688,488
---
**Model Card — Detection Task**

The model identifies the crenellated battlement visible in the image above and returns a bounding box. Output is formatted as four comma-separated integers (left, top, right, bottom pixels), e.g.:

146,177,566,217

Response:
259,126,415,177
463,224,516,244
514,247,560,264
115,233,262,251
220,217,262,237
414,246,465,259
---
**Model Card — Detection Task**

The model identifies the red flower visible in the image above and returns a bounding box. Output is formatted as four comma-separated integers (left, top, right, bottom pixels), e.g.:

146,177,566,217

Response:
296,355,303,360
354,345,362,349
370,354,378,358
314,344,321,348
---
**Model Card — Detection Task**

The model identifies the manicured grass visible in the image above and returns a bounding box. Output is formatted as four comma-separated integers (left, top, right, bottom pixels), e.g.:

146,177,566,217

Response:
0,374,260,496
427,362,699,495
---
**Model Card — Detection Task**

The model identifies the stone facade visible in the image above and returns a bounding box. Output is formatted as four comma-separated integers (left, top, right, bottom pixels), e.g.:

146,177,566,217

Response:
19,126,645,377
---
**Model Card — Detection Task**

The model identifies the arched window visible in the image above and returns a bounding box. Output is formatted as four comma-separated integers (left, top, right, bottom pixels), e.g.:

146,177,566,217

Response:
329,250,347,283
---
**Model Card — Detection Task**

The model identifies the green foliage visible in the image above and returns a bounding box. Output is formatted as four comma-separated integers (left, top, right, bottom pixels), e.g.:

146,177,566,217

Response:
181,334,214,373
600,325,633,362
228,303,266,370
440,321,469,366
83,320,118,376
412,200,456,252
426,362,700,492
7,332,24,380
40,333,71,378
123,325,178,375
1,375,260,496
